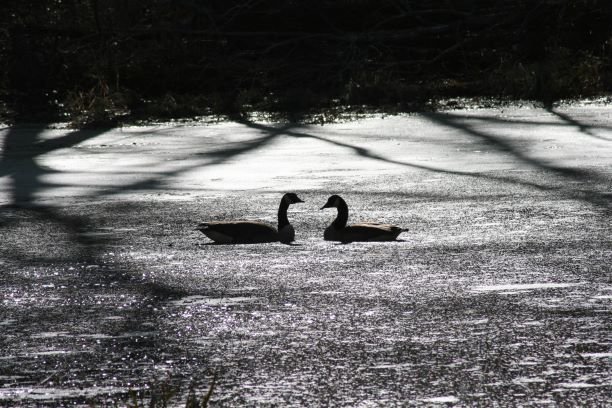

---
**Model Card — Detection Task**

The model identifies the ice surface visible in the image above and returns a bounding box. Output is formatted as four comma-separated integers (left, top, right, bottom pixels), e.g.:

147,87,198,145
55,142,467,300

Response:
1,106,611,406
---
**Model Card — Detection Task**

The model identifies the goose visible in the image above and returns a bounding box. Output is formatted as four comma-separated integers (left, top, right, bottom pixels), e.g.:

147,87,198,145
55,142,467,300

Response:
197,193,304,244
320,194,404,242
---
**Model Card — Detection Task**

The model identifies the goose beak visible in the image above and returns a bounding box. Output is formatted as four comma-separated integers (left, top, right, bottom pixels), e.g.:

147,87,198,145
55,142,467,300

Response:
320,203,330,210
296,198,304,203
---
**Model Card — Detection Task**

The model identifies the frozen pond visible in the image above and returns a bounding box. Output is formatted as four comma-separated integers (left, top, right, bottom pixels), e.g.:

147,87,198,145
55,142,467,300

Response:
0,105,611,406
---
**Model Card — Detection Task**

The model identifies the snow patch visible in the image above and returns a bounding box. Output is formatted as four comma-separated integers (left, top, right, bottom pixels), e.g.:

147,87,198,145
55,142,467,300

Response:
372,363,413,370
472,282,585,293
580,353,612,358
422,396,460,403
513,377,546,384
557,382,599,389
0,386,129,401
169,295,260,306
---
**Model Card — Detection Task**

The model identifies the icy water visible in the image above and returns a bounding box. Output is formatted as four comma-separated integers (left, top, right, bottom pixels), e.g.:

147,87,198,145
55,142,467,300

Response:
1,106,611,406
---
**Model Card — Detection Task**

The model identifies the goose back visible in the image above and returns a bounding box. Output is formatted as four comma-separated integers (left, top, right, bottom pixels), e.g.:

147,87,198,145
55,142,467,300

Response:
198,221,278,244
325,222,403,242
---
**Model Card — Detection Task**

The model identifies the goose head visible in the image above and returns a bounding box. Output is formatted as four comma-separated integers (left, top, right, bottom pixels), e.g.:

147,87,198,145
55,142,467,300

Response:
283,192,304,205
320,194,343,209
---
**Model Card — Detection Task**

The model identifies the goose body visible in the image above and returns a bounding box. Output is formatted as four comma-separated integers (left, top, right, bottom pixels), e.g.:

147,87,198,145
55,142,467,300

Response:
321,195,403,242
198,193,304,244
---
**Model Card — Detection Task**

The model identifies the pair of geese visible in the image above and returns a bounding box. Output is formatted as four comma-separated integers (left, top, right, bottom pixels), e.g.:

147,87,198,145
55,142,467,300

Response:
198,193,404,244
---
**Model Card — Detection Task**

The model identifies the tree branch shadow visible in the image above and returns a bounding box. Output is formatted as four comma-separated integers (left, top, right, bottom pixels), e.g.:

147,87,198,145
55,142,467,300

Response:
231,115,611,212
2,111,610,263
0,124,204,401
421,112,611,210
447,112,612,137
1,126,109,257
421,112,602,180
545,107,612,142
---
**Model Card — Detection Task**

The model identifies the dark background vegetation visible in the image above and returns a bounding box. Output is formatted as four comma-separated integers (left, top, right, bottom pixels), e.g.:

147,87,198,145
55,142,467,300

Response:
1,0,611,125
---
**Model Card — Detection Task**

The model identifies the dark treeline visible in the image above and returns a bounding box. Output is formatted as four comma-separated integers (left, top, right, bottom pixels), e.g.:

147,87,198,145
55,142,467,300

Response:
1,0,611,124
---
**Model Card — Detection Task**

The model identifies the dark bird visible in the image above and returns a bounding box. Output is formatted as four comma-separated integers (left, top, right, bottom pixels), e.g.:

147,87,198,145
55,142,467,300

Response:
321,195,404,242
198,193,304,244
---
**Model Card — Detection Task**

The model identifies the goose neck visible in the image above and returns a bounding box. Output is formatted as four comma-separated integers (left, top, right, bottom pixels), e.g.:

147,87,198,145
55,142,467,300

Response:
332,199,348,229
277,199,290,229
